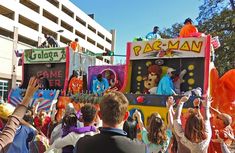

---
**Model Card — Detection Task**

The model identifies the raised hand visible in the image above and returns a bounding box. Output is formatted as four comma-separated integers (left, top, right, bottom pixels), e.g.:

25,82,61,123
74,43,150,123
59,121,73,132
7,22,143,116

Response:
25,77,40,98
180,96,189,103
224,129,235,140
193,98,200,107
166,96,175,108
133,110,141,120
201,96,213,107
22,77,40,106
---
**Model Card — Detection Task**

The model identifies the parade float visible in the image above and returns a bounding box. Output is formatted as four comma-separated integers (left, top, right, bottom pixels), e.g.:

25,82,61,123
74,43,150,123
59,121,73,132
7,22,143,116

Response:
7,36,235,128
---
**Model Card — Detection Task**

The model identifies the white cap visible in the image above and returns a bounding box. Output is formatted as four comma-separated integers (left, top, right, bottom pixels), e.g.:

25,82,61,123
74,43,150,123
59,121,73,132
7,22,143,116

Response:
167,68,176,74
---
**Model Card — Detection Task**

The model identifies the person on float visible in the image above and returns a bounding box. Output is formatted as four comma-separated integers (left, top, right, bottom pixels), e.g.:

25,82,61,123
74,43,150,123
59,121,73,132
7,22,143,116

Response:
92,74,109,96
146,26,161,40
179,18,198,38
44,34,59,47
70,38,81,52
157,68,177,95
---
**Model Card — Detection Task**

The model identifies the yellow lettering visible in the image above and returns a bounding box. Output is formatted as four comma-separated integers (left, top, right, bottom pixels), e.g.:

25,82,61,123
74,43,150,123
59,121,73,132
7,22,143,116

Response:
168,40,180,50
191,41,202,53
152,40,162,51
133,46,142,56
143,43,153,53
180,41,190,51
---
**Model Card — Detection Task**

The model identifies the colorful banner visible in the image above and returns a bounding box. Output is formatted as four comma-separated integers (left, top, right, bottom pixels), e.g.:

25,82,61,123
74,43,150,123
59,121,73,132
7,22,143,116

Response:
9,88,59,111
24,47,66,64
88,65,125,91
130,37,207,60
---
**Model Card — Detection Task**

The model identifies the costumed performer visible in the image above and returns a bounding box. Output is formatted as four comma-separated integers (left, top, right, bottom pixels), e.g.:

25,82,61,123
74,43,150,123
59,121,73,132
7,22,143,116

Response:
92,74,109,96
179,18,198,38
157,68,176,95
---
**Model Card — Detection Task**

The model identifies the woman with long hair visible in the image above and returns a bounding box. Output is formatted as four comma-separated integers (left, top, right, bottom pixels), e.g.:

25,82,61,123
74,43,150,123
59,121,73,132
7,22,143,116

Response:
173,96,212,153
134,110,171,153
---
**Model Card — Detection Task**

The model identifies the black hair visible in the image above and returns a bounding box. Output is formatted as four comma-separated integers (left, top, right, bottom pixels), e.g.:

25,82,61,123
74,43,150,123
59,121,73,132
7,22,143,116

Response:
97,74,102,82
75,38,78,42
123,117,138,140
154,26,159,29
62,113,78,128
184,18,192,24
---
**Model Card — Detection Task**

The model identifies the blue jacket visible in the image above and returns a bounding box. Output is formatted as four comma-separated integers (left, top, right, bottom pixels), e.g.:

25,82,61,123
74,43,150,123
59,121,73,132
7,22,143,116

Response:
157,75,175,95
92,78,109,96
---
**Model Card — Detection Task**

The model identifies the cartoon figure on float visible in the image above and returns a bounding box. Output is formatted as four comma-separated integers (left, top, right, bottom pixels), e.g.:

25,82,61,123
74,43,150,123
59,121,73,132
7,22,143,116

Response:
92,74,109,96
143,64,162,94
68,70,83,95
101,69,122,91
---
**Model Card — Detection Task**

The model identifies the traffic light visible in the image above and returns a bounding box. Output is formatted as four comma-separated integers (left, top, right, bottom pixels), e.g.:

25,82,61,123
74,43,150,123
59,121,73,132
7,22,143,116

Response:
108,51,114,56
102,52,108,56
102,51,114,56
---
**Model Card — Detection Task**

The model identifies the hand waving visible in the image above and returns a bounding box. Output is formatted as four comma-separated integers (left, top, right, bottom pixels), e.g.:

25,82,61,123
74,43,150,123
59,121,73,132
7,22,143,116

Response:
180,96,189,103
22,77,40,106
193,98,200,107
166,96,175,108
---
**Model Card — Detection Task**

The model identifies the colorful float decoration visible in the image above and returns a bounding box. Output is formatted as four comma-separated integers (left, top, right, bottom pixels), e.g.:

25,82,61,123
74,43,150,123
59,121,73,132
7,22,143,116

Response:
9,47,95,115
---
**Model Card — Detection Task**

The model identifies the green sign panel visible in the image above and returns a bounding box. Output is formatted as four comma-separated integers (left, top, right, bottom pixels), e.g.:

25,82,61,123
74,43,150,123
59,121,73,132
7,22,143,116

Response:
24,48,66,64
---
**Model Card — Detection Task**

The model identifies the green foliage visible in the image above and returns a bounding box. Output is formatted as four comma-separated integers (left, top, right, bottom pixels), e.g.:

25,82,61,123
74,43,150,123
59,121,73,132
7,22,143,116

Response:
198,9,235,75
197,0,235,23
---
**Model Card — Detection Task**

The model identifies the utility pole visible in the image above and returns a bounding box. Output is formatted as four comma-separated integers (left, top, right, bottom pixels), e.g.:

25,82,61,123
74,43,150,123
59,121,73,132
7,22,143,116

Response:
110,29,116,64
10,26,18,89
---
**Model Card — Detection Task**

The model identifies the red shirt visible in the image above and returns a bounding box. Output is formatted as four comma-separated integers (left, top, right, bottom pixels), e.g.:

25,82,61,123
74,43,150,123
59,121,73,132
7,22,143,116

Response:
34,116,51,137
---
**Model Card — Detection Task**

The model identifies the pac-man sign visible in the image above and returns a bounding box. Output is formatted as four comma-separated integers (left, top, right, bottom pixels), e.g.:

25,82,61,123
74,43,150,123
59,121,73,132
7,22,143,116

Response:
130,37,207,60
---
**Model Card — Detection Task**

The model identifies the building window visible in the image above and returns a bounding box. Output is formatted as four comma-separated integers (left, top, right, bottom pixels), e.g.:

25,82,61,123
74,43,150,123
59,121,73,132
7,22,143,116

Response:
97,43,104,50
43,9,58,24
42,26,57,39
105,48,111,52
106,37,112,44
61,5,74,18
61,20,73,32
0,27,13,39
18,34,38,47
60,35,71,45
98,32,105,39
0,5,15,20
88,25,96,34
87,37,95,46
76,16,86,26
96,56,103,61
47,0,59,8
104,59,110,64
0,80,8,101
75,30,85,39
19,15,39,31
19,0,39,13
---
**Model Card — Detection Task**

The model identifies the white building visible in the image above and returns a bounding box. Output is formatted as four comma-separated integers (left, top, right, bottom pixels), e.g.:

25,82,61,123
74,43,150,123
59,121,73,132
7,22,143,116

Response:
0,0,116,100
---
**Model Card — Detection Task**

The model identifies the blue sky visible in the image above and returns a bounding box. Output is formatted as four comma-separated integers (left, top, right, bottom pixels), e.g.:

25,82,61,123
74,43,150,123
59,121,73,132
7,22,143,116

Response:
70,0,203,63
